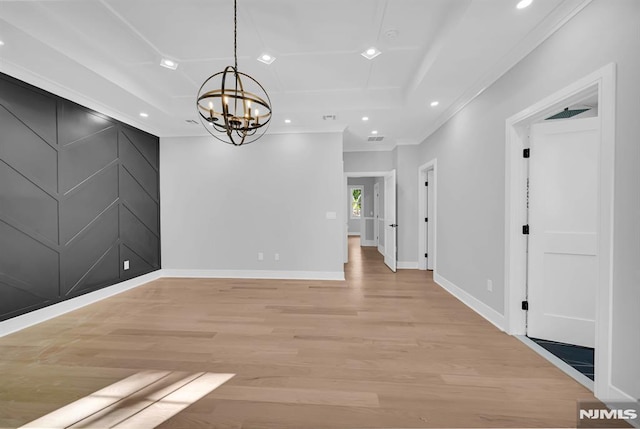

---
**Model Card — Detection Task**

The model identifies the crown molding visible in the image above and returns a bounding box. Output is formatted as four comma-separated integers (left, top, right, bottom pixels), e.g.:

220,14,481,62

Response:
0,60,162,137
415,0,594,145
342,145,397,153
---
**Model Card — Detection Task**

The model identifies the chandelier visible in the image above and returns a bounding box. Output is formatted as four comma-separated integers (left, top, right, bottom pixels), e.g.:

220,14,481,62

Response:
196,0,272,146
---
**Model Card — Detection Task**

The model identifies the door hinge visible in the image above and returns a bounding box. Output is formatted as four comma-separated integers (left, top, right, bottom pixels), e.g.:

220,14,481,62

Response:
523,148,530,158
424,253,428,258
521,300,529,311
425,181,429,186
522,225,530,235
424,217,428,222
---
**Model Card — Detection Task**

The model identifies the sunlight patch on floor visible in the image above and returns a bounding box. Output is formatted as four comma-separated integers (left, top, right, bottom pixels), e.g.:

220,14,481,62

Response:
20,370,234,428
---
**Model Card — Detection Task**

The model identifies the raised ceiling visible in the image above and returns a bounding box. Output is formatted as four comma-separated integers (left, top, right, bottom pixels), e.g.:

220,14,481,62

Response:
0,0,590,150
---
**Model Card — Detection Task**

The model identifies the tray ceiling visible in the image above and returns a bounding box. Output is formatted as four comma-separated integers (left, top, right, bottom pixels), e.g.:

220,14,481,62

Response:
0,0,591,150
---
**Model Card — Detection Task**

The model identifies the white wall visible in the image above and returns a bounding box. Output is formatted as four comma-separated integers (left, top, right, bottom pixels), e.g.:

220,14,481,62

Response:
161,132,345,278
343,150,394,172
395,146,420,264
399,0,639,399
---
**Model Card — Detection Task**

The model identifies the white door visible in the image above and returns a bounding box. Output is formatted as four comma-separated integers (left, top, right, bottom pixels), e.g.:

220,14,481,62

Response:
426,169,435,270
527,117,599,348
384,170,397,272
374,182,379,247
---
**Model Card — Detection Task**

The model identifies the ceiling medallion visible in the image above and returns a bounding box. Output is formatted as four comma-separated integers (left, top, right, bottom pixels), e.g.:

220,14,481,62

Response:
196,0,272,146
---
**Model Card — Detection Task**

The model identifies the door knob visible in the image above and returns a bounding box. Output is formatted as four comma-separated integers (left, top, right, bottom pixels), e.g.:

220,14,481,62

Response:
389,224,398,227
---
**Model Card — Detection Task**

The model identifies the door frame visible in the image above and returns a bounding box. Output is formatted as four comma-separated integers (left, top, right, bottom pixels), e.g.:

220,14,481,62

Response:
418,159,437,272
344,171,394,264
504,63,617,400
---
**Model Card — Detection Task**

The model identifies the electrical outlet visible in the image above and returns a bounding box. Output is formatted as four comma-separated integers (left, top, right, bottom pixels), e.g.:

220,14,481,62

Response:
487,279,493,292
123,260,130,270
275,253,280,261
258,252,264,261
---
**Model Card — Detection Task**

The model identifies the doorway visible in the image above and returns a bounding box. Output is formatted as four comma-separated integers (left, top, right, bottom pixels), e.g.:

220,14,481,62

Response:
418,160,437,272
374,182,380,252
526,112,599,381
504,64,615,399
344,171,397,272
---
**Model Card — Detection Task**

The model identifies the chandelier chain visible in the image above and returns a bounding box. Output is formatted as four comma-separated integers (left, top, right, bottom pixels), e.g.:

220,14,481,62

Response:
234,0,238,71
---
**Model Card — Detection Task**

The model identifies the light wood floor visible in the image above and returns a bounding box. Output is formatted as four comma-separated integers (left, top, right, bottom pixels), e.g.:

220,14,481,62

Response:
0,237,595,428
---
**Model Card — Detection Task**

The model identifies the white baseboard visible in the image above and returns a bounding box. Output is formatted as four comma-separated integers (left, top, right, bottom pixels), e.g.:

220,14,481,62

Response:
360,239,377,247
0,270,163,338
397,261,419,269
377,245,384,255
348,232,360,236
605,385,640,428
434,273,505,331
608,383,638,402
161,269,345,281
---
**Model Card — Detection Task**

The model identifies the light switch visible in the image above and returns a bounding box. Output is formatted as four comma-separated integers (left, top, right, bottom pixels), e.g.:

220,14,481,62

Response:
326,211,337,219
123,260,130,270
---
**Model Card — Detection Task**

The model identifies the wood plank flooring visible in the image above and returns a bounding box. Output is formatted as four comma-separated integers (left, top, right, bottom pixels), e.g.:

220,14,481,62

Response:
0,237,595,428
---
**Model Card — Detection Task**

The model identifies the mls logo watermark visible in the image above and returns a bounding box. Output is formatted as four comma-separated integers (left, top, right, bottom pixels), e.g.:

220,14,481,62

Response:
577,401,640,428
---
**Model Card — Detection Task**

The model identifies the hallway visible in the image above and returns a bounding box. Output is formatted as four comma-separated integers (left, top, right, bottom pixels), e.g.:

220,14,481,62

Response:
0,239,595,428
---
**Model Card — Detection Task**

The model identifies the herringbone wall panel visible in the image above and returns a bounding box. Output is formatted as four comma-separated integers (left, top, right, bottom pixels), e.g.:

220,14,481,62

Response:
0,74,160,321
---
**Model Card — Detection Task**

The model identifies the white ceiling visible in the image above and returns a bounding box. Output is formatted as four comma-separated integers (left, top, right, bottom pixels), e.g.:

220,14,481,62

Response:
0,0,590,150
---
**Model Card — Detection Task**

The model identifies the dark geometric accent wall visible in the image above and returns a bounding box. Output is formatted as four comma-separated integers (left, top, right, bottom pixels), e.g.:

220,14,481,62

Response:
0,73,160,322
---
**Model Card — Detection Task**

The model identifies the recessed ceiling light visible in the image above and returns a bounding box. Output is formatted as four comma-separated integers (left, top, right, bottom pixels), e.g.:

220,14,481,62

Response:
516,0,533,9
0,40,5,46
362,116,369,121
140,112,149,118
361,47,381,60
371,130,378,135
284,119,291,124
257,53,276,65
160,58,178,70
430,101,439,107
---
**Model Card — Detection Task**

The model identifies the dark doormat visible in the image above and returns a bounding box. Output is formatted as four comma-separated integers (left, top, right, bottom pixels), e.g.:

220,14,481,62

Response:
530,337,595,381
